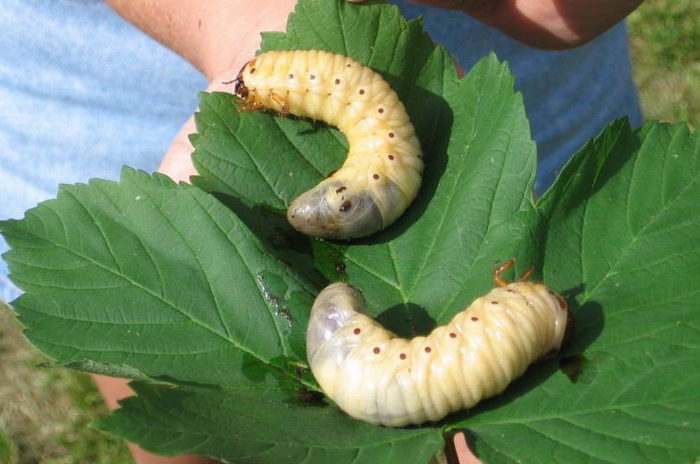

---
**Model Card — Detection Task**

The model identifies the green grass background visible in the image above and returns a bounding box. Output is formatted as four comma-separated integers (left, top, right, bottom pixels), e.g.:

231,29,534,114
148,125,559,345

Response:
629,0,699,127
0,2,698,462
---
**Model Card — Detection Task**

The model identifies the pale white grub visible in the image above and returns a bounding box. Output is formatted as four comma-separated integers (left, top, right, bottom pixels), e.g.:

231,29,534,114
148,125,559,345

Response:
305,269,569,426
235,50,423,239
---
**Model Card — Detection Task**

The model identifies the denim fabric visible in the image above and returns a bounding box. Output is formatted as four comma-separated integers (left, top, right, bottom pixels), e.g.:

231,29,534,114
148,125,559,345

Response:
0,0,642,302
394,1,643,192
0,0,206,301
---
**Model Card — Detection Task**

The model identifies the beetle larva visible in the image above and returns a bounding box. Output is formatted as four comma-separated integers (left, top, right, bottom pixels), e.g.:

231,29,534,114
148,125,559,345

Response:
306,260,570,426
233,49,423,239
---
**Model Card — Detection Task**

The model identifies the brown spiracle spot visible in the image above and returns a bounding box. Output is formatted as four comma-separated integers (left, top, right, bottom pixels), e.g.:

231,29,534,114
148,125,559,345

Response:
506,289,515,293
335,78,341,84
399,353,406,360
354,328,361,335
424,347,431,353
449,333,457,338
335,186,347,194
378,108,384,113
373,347,381,354
388,132,395,138
339,200,352,212
347,63,352,67
471,317,479,321
491,301,498,305
373,174,379,180
288,73,294,79
310,74,316,80
388,155,395,160
250,67,256,73
359,89,365,95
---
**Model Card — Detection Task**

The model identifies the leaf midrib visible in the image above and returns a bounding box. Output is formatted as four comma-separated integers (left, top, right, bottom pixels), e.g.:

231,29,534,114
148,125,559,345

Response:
21,192,275,365
580,153,700,303
120,419,438,450
206,98,286,208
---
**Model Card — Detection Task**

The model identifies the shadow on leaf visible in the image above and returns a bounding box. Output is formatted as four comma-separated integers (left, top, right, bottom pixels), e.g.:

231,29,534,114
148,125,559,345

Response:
377,302,437,338
560,284,605,357
331,84,453,245
209,192,327,290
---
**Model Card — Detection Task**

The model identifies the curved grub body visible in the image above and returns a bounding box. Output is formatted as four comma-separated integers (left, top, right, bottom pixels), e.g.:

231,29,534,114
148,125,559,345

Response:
235,50,423,239
306,281,569,427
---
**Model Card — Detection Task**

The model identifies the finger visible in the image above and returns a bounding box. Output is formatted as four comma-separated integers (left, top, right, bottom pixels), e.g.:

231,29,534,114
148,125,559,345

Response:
454,432,482,464
92,375,218,464
158,67,243,184
406,0,479,10
158,115,198,184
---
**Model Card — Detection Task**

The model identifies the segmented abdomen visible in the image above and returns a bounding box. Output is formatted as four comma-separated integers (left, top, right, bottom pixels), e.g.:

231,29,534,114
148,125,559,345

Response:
306,282,569,426
238,50,423,239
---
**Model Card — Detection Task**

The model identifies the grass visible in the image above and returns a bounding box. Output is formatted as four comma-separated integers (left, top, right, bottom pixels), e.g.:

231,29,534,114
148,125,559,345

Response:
0,304,132,464
628,0,700,127
0,2,698,463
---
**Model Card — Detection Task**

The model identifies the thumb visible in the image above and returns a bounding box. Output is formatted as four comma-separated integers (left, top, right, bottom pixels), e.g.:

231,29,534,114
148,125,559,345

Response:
157,67,242,184
158,114,197,184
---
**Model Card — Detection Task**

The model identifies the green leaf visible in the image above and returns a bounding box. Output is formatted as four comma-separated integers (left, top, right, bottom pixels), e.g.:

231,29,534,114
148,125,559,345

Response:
1,167,316,388
4,0,700,462
95,380,444,464
448,121,700,463
191,0,539,337
192,0,455,211
315,54,539,336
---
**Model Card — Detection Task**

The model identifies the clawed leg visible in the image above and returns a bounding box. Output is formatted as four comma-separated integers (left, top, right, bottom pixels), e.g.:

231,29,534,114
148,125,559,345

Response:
236,102,266,113
519,266,535,282
232,89,289,115
493,259,535,287
494,259,515,287
268,90,289,115
234,94,263,112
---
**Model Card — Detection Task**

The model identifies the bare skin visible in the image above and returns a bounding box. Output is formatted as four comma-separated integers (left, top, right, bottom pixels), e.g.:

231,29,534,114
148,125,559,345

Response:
92,375,218,464
100,1,644,462
349,0,644,50
106,0,644,185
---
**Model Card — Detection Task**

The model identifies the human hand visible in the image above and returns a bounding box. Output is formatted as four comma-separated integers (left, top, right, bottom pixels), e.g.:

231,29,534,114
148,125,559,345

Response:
157,60,467,185
106,0,295,184
158,72,240,184
116,2,491,462
156,58,482,464
347,0,644,49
